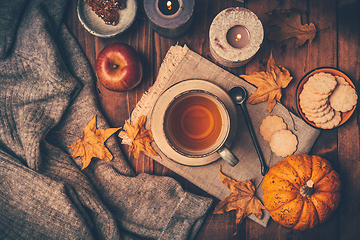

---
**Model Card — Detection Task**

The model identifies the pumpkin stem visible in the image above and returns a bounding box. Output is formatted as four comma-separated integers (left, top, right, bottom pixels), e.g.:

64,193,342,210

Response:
300,180,315,197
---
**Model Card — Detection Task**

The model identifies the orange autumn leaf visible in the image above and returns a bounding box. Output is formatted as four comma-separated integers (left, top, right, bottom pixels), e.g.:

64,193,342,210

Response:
213,168,265,225
120,115,159,158
240,51,293,112
68,115,121,170
267,8,318,48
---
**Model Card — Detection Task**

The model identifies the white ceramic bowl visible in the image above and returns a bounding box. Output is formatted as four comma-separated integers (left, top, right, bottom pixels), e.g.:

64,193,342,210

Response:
77,0,137,38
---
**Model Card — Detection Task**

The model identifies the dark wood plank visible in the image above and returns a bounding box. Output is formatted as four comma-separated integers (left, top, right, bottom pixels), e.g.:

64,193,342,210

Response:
337,0,360,239
196,211,239,239
244,0,341,239
63,0,360,239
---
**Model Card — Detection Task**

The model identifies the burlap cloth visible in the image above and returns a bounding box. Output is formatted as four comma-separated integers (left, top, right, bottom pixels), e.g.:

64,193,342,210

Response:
126,44,321,226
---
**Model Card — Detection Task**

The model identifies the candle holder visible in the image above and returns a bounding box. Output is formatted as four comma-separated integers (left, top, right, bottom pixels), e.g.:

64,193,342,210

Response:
209,7,264,68
144,0,195,38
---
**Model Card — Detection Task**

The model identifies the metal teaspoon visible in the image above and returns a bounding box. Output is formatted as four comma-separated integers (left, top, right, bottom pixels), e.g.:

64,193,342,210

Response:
229,86,269,176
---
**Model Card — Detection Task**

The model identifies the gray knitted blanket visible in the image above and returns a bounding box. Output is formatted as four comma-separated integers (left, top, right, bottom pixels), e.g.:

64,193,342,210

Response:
0,0,212,239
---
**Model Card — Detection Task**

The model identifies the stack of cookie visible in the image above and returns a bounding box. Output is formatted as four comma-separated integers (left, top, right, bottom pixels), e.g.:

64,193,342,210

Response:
299,72,358,129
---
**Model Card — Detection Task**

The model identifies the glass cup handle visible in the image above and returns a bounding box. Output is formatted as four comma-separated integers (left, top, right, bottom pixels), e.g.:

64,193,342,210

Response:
217,146,239,167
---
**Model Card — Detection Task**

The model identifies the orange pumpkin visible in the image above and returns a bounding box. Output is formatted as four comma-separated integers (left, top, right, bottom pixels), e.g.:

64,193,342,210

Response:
262,154,341,230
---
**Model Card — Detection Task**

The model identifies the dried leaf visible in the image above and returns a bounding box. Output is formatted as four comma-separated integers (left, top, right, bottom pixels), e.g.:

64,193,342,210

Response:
240,51,293,112
213,168,265,225
68,115,121,170
119,115,159,158
267,8,318,48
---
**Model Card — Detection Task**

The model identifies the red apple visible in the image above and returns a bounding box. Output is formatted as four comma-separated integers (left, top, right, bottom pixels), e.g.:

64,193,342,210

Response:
96,43,142,91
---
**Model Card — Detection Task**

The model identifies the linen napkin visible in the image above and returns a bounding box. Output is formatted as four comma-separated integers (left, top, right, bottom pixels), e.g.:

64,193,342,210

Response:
0,1,213,239
127,44,321,226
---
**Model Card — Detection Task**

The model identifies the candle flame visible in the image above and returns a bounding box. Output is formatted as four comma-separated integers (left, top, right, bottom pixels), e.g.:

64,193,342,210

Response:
235,34,242,41
167,1,172,10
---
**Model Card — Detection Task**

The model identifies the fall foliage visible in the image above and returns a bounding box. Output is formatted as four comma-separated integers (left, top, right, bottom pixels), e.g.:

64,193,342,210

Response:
213,168,265,226
240,51,293,112
68,115,121,170
267,8,318,48
119,115,159,158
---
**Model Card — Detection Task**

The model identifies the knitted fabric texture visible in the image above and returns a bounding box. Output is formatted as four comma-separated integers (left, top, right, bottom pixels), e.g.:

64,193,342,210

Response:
0,0,212,239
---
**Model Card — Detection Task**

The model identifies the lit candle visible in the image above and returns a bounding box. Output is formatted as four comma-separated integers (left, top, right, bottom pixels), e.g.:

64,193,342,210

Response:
209,7,264,67
226,25,250,49
144,0,195,39
158,0,180,15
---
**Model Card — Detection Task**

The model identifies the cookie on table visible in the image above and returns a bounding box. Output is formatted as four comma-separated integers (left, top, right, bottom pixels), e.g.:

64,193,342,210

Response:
260,115,298,157
260,115,287,142
269,129,298,157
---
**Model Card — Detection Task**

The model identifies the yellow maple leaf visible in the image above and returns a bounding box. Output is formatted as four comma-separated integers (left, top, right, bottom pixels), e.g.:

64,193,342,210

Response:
240,51,293,112
68,115,121,170
121,115,159,158
213,168,265,225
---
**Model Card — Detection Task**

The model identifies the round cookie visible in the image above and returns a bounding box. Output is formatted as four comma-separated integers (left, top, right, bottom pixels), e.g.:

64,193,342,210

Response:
329,84,358,112
260,116,287,142
302,104,332,119
269,130,298,157
300,96,328,110
300,101,329,114
335,76,349,86
312,108,335,124
300,87,329,102
315,111,342,129
305,72,337,95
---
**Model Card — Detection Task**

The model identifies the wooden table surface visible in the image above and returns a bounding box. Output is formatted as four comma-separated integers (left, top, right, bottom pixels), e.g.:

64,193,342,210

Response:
64,0,360,239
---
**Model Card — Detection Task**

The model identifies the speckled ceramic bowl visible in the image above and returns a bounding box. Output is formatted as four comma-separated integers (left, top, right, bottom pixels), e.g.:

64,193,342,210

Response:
295,67,357,129
77,0,137,38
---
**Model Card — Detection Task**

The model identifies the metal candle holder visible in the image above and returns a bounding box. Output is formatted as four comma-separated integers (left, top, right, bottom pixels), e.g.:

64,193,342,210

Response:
144,0,195,39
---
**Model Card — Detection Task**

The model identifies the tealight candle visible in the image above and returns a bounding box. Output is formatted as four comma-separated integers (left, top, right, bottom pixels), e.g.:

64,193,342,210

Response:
158,0,180,15
226,25,250,49
209,7,264,67
144,0,195,39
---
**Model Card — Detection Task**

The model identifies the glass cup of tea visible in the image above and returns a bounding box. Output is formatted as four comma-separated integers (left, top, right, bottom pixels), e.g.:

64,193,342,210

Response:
163,90,239,166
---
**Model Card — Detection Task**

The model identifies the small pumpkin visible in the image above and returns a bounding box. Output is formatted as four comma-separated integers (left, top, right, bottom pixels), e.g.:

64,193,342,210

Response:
262,154,341,230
